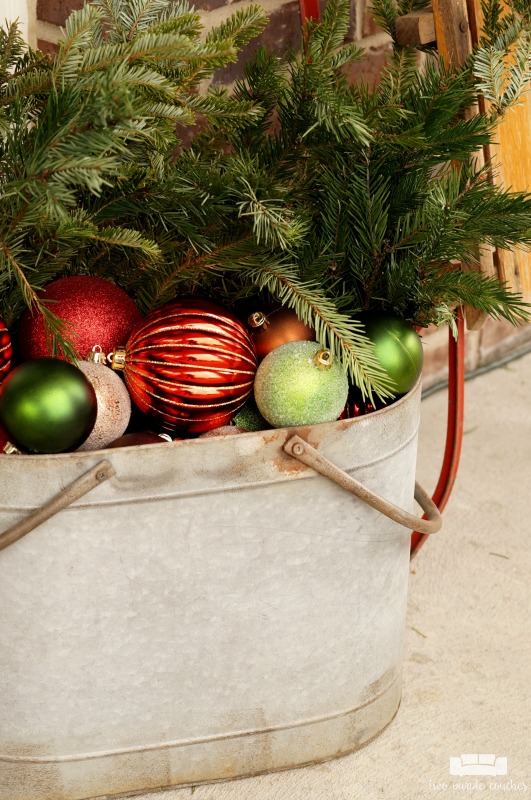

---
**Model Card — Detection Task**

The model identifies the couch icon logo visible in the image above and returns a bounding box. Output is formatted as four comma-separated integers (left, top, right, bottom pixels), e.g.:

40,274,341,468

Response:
449,754,508,777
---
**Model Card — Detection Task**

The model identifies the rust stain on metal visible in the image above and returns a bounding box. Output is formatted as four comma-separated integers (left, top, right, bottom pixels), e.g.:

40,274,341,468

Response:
260,430,282,446
211,760,241,779
360,668,398,704
255,427,314,476
272,453,308,475
326,418,354,434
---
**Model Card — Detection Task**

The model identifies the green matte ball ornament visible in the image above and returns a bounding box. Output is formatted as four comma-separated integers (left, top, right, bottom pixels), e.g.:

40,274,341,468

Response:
0,358,97,453
254,341,349,428
362,313,423,396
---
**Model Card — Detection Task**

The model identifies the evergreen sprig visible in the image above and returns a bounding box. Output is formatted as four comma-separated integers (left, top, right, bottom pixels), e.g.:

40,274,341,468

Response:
0,0,267,348
212,0,531,379
2,0,531,399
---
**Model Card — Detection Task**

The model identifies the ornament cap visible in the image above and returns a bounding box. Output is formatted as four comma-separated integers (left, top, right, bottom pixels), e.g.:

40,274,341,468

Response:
85,345,107,365
248,311,267,329
313,349,333,370
108,348,126,371
3,441,22,454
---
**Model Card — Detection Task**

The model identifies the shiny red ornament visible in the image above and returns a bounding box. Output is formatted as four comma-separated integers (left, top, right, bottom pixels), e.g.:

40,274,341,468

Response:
340,387,385,419
248,306,315,361
0,421,13,452
107,432,173,448
17,276,142,361
0,318,13,383
111,298,257,434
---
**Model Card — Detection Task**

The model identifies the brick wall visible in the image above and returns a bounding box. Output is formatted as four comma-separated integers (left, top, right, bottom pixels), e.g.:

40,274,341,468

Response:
422,317,531,390
24,0,531,383
33,0,393,84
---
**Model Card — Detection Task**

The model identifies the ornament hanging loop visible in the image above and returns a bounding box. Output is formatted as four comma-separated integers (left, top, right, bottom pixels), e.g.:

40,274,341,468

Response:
108,348,126,370
86,345,107,365
248,311,267,329
314,349,332,370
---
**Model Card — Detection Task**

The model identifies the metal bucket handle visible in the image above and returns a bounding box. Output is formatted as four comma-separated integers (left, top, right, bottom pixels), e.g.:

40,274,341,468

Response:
0,461,115,553
283,434,442,535
0,429,441,552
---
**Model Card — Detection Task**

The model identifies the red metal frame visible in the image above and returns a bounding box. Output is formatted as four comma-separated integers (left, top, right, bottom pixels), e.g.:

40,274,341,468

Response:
410,310,465,557
298,0,321,23
297,0,466,558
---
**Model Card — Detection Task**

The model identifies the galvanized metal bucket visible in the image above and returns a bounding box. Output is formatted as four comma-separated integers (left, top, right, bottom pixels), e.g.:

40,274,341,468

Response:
0,377,440,800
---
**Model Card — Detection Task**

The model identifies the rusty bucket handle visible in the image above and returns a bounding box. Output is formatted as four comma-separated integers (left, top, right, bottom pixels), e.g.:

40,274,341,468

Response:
283,434,442,535
0,461,115,553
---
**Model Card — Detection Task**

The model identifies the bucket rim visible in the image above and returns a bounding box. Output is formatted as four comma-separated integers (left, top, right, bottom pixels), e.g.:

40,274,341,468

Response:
0,376,422,461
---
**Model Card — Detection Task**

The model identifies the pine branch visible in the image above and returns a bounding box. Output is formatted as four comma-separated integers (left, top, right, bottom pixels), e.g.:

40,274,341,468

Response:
235,178,309,250
144,6,202,39
378,46,418,104
0,21,27,84
0,68,53,106
88,225,161,256
420,266,531,324
306,0,352,62
188,89,263,128
369,0,400,37
205,5,268,53
200,243,395,398
54,3,104,78
0,0,269,355
122,0,174,40
244,262,397,400
501,30,531,109
3,0,531,389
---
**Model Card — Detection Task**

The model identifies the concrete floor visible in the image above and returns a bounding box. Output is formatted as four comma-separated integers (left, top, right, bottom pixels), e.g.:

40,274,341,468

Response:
121,352,531,800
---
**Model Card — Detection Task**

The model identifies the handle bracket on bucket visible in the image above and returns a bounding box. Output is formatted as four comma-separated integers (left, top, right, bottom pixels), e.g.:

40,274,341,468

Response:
283,435,442,535
0,460,116,553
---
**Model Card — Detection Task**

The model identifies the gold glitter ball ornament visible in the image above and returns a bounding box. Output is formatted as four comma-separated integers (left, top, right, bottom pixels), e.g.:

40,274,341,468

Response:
76,347,132,451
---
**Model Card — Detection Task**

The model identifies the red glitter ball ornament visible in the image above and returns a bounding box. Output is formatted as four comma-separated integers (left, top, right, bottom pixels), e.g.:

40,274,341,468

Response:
0,318,13,383
17,276,142,361
110,298,257,434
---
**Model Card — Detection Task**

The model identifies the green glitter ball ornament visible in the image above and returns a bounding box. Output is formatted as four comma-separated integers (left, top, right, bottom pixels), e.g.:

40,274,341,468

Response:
254,341,348,428
362,313,423,396
232,397,269,431
0,358,97,453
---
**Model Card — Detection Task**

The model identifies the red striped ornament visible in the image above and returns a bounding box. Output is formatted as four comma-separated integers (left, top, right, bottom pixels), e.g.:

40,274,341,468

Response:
110,299,257,434
0,319,13,383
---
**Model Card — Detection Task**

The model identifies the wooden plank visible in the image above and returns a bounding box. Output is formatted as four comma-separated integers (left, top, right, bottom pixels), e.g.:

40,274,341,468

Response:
432,0,472,66
395,7,436,46
466,0,531,302
397,0,531,322
432,0,496,328
491,101,531,300
462,109,498,330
